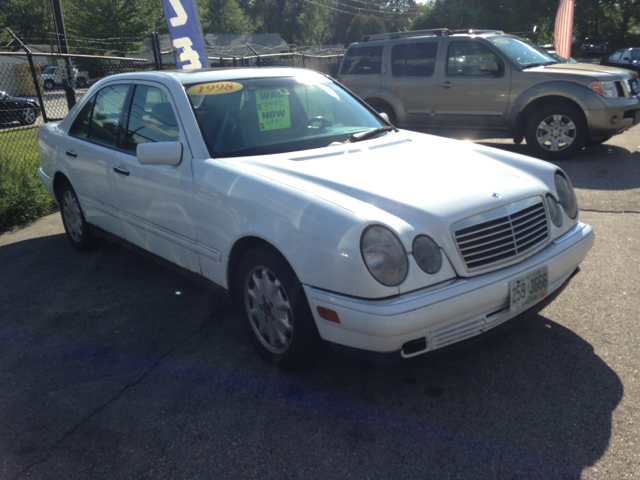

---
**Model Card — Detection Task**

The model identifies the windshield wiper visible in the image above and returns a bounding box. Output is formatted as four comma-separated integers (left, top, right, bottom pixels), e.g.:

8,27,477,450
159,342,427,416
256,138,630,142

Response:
523,61,557,69
345,126,394,143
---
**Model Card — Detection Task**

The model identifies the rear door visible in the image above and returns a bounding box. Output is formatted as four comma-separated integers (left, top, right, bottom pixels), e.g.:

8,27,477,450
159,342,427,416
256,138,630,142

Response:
381,39,440,128
63,82,131,236
434,38,511,132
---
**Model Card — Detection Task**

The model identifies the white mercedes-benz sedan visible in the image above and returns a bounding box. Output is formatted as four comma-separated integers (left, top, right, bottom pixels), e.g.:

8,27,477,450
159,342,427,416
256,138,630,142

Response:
37,68,594,368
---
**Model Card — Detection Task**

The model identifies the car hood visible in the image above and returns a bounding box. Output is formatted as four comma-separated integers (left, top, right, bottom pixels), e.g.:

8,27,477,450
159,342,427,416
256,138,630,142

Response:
224,132,556,247
539,62,637,78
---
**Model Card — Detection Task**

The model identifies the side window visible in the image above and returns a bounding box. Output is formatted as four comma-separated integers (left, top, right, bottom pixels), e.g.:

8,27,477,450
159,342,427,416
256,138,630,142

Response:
610,51,623,61
126,85,179,152
340,46,383,75
88,84,129,147
69,97,95,138
392,42,438,76
447,42,501,76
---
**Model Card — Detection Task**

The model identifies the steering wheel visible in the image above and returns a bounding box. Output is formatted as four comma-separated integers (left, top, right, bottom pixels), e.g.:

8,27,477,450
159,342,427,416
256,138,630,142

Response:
306,116,332,130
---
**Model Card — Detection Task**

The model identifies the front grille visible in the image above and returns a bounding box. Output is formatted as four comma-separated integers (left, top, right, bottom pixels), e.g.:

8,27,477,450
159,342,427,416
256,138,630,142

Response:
454,202,549,271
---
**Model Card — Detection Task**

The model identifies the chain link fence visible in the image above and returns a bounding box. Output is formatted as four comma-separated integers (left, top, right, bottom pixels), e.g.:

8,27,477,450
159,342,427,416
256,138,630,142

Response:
0,49,342,176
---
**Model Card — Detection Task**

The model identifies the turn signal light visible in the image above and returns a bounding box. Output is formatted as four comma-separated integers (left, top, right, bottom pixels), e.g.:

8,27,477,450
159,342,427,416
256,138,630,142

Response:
317,306,341,324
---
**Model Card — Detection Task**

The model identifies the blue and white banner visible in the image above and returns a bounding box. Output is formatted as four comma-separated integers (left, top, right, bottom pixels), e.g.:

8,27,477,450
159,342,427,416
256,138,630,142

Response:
161,0,209,70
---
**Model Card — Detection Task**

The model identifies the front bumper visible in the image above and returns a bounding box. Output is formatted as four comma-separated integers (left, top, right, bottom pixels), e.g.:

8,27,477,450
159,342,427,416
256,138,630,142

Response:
587,102,640,139
304,221,594,358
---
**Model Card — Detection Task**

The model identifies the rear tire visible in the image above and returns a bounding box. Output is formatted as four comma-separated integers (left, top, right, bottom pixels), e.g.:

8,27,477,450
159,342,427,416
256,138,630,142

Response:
525,104,587,160
233,246,321,369
58,180,95,251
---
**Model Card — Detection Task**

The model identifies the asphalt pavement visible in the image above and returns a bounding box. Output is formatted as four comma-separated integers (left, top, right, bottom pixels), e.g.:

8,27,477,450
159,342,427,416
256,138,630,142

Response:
1,131,639,479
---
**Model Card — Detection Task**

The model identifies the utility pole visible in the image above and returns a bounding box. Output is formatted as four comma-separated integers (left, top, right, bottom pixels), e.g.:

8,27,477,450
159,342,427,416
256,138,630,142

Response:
49,0,76,109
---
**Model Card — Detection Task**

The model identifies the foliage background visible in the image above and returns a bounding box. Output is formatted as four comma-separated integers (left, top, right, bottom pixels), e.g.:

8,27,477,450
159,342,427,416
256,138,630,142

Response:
1,0,639,56
4,0,636,52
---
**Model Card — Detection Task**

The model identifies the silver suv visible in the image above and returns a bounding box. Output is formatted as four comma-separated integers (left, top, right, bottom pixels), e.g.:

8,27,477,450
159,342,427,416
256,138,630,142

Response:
337,29,640,159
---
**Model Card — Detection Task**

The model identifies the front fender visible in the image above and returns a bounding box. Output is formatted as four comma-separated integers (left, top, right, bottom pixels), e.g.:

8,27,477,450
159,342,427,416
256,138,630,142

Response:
192,158,401,298
509,81,604,130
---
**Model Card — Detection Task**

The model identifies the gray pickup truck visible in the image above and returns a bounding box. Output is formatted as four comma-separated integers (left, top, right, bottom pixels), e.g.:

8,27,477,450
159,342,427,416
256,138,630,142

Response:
337,29,640,159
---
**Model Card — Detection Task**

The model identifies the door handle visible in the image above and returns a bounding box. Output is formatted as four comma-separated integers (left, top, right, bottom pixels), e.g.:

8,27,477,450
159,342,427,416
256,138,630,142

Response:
65,150,77,157
439,81,454,89
113,166,130,176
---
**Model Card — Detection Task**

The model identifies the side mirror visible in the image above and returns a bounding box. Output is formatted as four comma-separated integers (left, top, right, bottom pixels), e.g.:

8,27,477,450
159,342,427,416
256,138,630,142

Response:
379,112,390,122
623,56,630,61
137,141,183,166
478,60,499,73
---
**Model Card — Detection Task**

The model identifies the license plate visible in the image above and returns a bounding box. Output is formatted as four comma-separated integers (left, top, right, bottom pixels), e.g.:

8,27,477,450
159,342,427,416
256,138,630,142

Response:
509,266,548,313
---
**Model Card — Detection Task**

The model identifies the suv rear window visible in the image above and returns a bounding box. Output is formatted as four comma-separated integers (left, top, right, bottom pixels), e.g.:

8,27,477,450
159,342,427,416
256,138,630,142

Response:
392,42,437,76
340,46,383,75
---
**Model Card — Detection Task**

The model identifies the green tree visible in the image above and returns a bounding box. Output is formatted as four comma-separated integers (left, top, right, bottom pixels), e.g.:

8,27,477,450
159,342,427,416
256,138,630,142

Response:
250,0,332,44
345,14,386,46
0,0,49,45
61,0,160,55
200,0,253,33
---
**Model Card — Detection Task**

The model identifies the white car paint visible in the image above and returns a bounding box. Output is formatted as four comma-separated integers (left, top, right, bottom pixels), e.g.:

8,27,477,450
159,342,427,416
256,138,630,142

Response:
37,68,594,361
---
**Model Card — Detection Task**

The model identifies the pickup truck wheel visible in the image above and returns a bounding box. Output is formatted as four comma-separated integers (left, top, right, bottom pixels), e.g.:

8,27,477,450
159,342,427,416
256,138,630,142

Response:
525,105,587,160
234,247,321,369
44,79,54,90
58,181,95,251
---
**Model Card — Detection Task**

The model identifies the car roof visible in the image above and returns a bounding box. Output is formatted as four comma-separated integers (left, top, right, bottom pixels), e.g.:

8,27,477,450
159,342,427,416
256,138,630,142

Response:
101,67,326,87
351,30,516,47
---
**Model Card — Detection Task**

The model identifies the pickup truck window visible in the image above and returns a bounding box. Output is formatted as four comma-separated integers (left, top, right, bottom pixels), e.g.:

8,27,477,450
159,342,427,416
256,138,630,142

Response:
392,42,437,76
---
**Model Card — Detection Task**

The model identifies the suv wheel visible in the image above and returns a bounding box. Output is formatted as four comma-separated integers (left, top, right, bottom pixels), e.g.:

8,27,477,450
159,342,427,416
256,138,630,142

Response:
525,104,587,160
44,79,54,90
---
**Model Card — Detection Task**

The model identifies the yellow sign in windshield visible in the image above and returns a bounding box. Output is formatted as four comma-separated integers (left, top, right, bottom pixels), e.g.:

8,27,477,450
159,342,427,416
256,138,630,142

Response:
256,88,291,131
187,82,243,95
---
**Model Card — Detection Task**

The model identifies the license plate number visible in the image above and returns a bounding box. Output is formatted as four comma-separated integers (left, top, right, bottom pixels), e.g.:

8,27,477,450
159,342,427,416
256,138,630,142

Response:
509,266,548,313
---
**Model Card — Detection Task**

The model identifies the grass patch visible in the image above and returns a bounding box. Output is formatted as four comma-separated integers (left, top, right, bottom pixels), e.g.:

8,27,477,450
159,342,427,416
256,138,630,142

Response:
0,127,56,231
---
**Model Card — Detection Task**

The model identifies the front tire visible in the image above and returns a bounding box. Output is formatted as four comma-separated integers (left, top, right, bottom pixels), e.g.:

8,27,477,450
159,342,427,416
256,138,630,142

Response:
19,108,37,125
525,104,587,160
234,246,321,369
58,180,95,251
44,79,54,90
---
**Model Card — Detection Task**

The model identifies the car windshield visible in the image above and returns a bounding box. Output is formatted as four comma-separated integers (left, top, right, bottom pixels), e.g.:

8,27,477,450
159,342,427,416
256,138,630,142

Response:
488,36,558,68
42,66,56,74
187,75,386,158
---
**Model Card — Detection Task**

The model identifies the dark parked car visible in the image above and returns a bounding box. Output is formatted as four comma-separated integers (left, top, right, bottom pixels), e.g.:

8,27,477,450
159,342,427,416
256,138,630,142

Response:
600,48,640,74
0,91,40,126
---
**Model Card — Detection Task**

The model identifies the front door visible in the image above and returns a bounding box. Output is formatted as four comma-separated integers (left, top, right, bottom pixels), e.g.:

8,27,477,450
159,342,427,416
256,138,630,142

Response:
434,39,511,133
111,82,199,273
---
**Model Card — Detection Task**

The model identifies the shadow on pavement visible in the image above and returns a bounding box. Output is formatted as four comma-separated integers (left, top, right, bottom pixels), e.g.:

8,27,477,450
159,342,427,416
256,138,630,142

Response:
477,140,640,192
0,233,623,479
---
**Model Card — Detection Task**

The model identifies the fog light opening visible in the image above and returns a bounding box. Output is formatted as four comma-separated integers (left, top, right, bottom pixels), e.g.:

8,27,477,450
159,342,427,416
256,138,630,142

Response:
611,115,619,125
401,337,428,358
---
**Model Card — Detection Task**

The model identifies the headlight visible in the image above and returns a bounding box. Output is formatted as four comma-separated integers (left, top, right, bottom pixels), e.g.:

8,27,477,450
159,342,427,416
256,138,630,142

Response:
413,235,442,274
546,194,563,227
588,81,618,98
361,225,408,286
554,172,578,219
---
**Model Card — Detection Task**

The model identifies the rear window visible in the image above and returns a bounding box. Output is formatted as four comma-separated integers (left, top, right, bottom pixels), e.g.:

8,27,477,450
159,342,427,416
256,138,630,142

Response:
392,42,437,76
340,46,383,75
